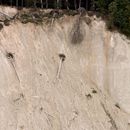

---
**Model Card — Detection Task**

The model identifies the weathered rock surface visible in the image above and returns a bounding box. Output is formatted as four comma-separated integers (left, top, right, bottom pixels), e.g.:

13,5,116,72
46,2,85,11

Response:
0,6,130,130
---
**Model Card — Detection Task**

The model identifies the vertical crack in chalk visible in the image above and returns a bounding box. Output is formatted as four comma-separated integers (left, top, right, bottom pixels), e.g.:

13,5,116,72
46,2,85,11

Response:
101,102,118,130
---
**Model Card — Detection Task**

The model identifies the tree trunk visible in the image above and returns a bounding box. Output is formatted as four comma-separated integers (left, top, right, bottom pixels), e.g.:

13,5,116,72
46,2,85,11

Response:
57,0,59,9
86,0,89,10
74,0,77,10
41,0,43,8
16,0,18,7
10,0,12,6
79,0,81,8
46,0,48,8
21,0,23,7
34,0,37,8
66,0,69,10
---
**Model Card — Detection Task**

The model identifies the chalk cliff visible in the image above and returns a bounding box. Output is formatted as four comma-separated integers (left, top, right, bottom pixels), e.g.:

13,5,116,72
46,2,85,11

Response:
0,6,130,130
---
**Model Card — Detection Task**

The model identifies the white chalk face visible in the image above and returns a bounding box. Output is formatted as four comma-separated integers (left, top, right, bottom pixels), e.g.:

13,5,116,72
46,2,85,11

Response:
108,33,130,113
0,6,130,130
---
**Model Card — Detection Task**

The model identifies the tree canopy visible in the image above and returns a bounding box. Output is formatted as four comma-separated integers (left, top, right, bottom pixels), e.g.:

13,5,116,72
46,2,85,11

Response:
96,0,130,36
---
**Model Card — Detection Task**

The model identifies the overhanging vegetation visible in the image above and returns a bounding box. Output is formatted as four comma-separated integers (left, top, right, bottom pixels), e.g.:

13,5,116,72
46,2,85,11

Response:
0,0,130,37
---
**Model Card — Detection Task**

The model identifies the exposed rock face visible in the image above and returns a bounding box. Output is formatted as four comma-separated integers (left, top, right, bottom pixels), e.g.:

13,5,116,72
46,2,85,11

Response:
0,6,130,130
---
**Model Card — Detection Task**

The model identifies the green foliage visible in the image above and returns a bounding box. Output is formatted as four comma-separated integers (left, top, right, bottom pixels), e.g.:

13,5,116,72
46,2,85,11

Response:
96,0,130,36
109,0,130,36
53,0,62,9
95,0,113,13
